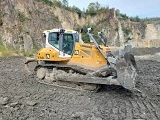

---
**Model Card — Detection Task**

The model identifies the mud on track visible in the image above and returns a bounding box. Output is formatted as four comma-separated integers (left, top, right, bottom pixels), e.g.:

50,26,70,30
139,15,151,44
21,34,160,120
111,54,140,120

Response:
0,55,160,120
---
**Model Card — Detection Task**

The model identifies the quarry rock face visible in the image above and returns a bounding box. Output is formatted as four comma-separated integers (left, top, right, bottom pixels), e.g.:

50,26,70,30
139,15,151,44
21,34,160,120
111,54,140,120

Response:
145,24,160,39
0,0,160,51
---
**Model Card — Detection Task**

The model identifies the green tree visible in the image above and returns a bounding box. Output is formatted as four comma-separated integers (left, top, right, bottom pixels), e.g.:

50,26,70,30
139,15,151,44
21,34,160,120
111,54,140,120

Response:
115,9,120,16
130,16,140,22
72,5,82,18
95,1,101,11
52,0,62,7
36,0,53,6
135,16,140,22
86,1,101,16
62,0,68,7
86,2,96,15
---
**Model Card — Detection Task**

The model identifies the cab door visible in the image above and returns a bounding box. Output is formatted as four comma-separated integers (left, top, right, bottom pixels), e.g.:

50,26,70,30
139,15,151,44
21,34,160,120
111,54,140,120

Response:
59,33,75,58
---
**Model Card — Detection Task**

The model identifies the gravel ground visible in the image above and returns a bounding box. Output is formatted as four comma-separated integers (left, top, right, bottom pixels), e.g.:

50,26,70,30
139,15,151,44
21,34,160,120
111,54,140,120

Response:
0,53,160,120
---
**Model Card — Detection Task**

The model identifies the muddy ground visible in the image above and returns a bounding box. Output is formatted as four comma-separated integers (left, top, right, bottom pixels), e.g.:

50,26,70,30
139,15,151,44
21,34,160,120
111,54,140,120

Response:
0,50,160,120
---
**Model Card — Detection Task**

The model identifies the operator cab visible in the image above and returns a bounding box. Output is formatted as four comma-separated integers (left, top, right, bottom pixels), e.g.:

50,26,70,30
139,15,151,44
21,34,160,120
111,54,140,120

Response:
43,29,79,58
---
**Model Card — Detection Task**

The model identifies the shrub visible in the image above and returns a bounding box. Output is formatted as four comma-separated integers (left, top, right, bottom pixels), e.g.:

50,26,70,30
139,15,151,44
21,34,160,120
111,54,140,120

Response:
36,0,53,6
0,37,14,56
22,49,37,57
115,27,118,32
0,18,3,26
18,12,26,22
0,36,22,57
123,27,132,35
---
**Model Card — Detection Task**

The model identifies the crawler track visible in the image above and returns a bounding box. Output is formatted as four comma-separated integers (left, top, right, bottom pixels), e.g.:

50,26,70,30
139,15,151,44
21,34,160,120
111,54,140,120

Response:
34,64,102,92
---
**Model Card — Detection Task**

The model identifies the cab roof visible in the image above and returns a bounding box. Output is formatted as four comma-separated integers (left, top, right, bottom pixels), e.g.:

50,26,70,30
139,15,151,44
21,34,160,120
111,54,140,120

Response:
43,28,78,34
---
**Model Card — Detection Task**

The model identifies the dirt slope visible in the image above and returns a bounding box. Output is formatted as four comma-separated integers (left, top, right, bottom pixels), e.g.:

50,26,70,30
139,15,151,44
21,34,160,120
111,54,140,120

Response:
0,55,160,120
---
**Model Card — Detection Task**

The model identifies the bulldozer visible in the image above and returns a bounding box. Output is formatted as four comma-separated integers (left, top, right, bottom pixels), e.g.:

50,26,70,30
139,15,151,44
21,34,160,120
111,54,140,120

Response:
25,28,138,92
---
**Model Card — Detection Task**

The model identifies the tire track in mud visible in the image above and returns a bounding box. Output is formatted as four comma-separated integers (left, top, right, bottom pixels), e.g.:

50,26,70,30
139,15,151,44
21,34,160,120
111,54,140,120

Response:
98,97,160,120
93,85,160,120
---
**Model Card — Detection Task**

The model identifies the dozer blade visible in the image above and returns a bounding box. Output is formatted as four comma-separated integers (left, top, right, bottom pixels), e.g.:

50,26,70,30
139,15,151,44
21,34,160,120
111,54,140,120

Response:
116,57,137,90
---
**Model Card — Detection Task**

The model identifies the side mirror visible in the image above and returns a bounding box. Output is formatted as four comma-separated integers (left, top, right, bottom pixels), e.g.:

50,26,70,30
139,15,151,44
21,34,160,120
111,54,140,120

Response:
87,28,93,33
98,32,102,36
43,33,46,38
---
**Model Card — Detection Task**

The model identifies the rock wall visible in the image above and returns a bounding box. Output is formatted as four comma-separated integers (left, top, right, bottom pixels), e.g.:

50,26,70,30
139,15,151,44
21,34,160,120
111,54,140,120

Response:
137,24,160,47
0,0,107,51
145,24,160,39
0,0,62,51
0,0,160,51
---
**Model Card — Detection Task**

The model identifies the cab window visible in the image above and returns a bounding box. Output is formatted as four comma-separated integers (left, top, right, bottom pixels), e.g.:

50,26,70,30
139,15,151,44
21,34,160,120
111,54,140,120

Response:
63,34,74,55
74,33,79,42
48,32,59,49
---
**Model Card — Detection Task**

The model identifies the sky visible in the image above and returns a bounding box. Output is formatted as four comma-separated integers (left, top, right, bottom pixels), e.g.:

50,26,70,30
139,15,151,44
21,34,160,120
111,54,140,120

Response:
68,0,160,18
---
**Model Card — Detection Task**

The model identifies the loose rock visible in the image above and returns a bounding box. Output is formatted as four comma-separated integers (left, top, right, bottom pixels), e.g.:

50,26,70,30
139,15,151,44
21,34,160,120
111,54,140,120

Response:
0,97,9,105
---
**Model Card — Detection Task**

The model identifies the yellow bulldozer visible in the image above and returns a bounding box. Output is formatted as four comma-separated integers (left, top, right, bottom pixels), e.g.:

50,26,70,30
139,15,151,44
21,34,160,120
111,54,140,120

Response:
25,28,138,92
